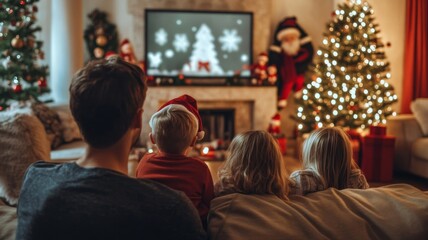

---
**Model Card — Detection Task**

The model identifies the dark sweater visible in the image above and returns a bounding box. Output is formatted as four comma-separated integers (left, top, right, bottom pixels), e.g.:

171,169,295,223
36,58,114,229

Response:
16,162,206,240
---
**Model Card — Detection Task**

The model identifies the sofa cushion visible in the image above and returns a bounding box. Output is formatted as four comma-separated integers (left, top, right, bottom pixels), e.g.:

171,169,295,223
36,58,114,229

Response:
412,138,428,161
0,199,17,240
209,184,428,240
411,98,428,136
0,114,50,206
57,110,82,143
31,102,63,149
50,141,86,162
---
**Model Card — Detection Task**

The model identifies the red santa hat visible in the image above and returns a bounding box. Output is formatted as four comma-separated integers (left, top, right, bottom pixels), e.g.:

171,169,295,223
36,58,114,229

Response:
156,94,205,140
120,38,130,47
258,52,268,61
276,17,301,41
271,113,281,125
104,51,118,59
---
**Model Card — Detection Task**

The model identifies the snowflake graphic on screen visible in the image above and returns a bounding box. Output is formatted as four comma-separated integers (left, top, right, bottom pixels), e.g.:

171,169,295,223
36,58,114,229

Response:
173,34,190,52
148,52,162,68
155,28,168,46
219,29,242,52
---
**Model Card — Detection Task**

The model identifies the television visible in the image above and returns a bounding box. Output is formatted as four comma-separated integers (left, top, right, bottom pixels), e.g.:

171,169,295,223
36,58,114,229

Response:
145,10,253,78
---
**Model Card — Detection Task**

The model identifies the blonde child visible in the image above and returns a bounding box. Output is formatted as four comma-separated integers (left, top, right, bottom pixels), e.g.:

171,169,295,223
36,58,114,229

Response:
136,94,214,228
215,130,289,200
289,127,369,195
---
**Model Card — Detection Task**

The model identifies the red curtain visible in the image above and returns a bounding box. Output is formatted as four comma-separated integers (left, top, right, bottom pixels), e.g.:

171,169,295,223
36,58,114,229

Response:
401,0,428,113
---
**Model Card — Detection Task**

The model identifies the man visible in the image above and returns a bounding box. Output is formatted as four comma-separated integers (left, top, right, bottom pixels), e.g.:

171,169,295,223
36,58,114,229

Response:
16,58,206,240
269,17,314,109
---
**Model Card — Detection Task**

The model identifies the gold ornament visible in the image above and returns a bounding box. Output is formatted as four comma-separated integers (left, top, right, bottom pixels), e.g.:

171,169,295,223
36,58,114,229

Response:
11,36,24,49
96,35,107,46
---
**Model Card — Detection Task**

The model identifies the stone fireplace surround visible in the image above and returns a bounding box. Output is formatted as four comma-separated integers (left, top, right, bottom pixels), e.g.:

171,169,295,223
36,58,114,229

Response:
139,86,277,145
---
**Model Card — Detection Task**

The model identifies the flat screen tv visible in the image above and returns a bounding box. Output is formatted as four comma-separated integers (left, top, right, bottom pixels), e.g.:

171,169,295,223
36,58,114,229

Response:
145,10,253,78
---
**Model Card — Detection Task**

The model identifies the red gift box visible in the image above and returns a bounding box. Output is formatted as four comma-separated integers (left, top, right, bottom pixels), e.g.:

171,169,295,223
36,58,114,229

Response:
369,125,387,136
275,137,287,155
361,135,395,182
346,130,363,166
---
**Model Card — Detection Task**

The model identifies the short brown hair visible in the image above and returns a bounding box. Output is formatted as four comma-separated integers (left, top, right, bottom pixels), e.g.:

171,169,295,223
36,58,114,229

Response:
69,57,147,148
149,105,198,154
217,131,289,200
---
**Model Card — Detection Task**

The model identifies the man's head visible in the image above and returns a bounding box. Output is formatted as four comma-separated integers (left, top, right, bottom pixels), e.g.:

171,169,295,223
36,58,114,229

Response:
70,57,147,148
149,95,203,154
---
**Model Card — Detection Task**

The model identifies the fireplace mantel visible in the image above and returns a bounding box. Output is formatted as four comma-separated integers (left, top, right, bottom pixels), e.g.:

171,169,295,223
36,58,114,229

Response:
139,86,277,145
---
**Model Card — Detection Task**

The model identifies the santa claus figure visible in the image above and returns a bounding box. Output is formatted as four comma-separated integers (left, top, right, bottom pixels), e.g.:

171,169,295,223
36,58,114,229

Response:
268,113,281,135
269,17,314,109
251,52,269,85
119,39,138,64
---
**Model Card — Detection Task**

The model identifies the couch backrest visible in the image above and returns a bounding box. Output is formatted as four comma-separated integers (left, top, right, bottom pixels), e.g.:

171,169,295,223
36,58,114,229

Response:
208,184,428,240
411,98,428,136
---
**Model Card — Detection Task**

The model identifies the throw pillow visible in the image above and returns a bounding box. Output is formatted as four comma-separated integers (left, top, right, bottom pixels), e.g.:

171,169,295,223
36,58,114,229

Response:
57,110,82,142
31,102,63,149
0,199,17,239
0,114,50,206
410,98,428,136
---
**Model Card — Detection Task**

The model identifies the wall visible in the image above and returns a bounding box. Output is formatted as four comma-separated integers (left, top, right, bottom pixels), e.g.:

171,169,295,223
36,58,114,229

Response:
35,0,406,112
82,0,133,61
271,0,334,48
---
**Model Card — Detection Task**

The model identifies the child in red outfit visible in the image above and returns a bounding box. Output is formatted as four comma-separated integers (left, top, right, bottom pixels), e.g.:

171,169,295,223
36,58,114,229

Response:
136,95,214,228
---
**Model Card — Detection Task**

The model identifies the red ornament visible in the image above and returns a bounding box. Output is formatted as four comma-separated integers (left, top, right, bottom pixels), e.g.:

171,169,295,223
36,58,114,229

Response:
331,11,336,17
13,84,22,93
20,0,25,5
37,78,47,88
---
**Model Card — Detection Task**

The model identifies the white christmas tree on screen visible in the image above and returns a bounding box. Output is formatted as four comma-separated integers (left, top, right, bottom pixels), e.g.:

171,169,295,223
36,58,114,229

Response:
183,24,223,75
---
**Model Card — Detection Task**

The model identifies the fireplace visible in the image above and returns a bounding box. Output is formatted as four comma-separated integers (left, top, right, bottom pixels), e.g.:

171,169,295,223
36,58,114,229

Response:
200,109,235,143
140,86,277,147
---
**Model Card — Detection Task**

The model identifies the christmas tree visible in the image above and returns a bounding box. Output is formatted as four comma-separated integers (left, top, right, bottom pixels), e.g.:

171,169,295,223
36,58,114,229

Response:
84,9,118,60
184,24,223,75
0,0,49,111
295,0,398,133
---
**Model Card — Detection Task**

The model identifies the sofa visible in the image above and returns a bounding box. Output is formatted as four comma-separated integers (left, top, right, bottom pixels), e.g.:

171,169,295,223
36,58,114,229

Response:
386,98,428,178
208,184,428,240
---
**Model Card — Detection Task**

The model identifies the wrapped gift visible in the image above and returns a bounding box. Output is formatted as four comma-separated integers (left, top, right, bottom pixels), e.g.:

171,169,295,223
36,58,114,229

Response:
275,136,287,155
346,129,363,166
369,125,387,136
361,135,395,182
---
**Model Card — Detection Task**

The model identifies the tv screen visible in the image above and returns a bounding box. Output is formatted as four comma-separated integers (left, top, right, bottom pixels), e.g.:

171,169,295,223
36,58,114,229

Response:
145,10,253,78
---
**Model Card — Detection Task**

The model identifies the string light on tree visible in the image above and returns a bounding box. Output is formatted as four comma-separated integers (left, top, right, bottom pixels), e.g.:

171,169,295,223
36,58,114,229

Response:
294,0,397,133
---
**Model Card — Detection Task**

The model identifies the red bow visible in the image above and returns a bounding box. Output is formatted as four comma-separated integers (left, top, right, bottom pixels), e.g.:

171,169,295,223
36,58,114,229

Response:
198,61,210,72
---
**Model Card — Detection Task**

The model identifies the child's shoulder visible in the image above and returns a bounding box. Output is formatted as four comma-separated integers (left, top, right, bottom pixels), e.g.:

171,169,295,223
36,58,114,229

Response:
187,156,209,167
